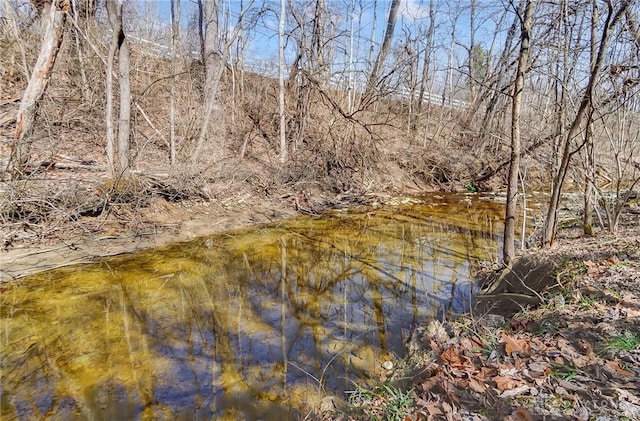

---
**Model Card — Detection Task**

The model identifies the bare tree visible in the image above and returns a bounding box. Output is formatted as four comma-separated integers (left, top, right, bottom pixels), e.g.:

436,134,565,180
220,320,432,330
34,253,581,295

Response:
278,0,287,163
542,1,630,246
363,0,400,101
169,0,181,167
191,0,222,164
105,0,131,175
7,0,69,179
503,0,534,265
582,0,599,236
191,0,254,165
415,0,435,118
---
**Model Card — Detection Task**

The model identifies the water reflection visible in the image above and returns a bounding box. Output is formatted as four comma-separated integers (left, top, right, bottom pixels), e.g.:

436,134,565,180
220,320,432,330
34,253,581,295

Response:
1,194,504,420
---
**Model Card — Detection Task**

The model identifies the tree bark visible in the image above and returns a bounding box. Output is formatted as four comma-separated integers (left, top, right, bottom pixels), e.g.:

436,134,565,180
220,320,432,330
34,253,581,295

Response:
191,0,222,164
105,0,117,174
169,0,181,167
503,0,534,265
117,22,131,173
105,0,130,175
8,0,68,179
190,0,253,165
278,0,287,163
583,0,598,236
363,0,400,99
416,0,435,117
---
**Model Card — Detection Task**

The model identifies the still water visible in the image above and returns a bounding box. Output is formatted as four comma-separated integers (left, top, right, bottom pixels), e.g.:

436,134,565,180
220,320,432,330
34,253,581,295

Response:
1,194,504,420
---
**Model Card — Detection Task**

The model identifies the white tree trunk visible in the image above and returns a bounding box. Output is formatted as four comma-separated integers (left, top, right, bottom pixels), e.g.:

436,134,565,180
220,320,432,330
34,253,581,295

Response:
503,0,533,265
278,0,287,163
9,0,68,179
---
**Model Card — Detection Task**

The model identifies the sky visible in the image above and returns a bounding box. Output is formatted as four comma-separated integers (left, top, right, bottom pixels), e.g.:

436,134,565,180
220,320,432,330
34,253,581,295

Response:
0,0,508,97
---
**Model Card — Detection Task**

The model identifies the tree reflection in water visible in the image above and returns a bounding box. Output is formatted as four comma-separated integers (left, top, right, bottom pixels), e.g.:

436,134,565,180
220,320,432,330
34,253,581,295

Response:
0,194,504,420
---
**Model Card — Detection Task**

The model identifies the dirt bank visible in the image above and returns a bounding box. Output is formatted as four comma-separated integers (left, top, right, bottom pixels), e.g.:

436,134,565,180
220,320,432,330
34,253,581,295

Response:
0,189,300,281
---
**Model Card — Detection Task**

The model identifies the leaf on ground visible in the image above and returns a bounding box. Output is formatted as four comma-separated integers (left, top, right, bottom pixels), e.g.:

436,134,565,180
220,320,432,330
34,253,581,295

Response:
619,401,640,419
584,260,600,276
605,360,634,377
477,366,497,380
527,361,549,377
509,317,539,333
468,377,488,393
529,337,547,352
570,354,592,368
422,402,443,416
493,375,522,391
460,336,484,352
501,332,531,356
499,384,530,398
503,406,534,421
555,379,584,393
440,346,471,369
420,375,441,394
623,307,640,319
572,406,590,421
614,387,640,405
577,339,595,358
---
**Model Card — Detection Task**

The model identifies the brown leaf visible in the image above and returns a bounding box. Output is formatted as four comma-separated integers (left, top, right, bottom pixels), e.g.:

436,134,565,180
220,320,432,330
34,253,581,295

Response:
577,339,595,358
493,375,522,391
501,332,531,356
570,355,591,368
606,360,634,377
624,308,640,319
503,406,534,421
527,361,549,377
584,260,600,276
470,335,485,348
421,376,440,393
509,317,539,333
477,366,497,379
460,337,481,352
468,377,488,393
440,346,466,368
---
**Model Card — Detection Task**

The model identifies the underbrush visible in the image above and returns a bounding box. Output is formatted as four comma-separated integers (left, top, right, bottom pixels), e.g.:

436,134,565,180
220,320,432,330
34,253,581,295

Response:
0,172,212,248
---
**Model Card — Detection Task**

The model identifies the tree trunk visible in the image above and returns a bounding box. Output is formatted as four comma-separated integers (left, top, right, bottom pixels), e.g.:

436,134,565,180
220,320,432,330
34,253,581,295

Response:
8,0,68,179
278,0,287,163
191,0,253,165
169,0,181,167
416,0,435,117
542,1,628,246
117,23,131,173
583,0,598,236
363,0,400,99
105,0,130,175
191,0,222,165
503,0,534,265
105,1,117,174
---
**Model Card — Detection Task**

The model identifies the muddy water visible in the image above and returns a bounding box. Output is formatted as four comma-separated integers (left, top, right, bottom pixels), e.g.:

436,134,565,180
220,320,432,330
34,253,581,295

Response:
0,194,504,420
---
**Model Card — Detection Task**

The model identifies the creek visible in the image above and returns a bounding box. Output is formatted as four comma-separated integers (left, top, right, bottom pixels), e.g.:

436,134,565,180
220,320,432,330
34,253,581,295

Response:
0,193,506,420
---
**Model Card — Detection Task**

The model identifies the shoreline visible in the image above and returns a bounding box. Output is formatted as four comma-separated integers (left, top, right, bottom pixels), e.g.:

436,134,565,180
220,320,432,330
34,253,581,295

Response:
331,221,640,420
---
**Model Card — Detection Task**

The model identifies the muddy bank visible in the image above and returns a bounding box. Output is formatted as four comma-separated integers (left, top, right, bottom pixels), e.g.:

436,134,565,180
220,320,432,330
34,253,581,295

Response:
0,195,299,281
